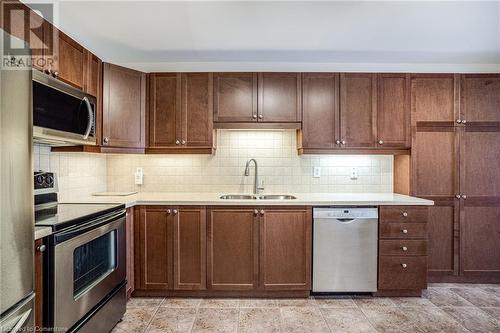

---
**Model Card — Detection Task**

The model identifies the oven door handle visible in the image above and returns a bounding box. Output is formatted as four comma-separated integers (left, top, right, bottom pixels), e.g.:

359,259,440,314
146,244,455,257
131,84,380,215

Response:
82,96,94,140
54,209,125,244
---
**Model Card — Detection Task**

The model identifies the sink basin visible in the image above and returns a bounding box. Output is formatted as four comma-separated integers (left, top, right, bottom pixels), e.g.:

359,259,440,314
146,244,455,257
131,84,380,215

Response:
219,194,257,200
258,195,297,200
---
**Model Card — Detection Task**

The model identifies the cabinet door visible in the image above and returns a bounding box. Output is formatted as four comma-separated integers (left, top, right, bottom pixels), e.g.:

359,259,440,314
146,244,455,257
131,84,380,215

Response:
136,206,172,290
173,207,206,290
207,208,258,290
412,127,459,198
340,73,376,148
427,199,459,277
125,208,135,299
103,63,146,148
411,74,458,124
214,73,257,122
84,51,102,98
377,74,410,147
461,75,500,123
149,73,181,147
258,73,301,122
53,31,86,90
260,208,311,290
301,73,339,149
181,73,213,147
34,239,44,331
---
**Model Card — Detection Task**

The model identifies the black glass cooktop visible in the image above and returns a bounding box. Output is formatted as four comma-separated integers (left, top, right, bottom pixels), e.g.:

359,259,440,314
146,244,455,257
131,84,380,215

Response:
35,203,125,232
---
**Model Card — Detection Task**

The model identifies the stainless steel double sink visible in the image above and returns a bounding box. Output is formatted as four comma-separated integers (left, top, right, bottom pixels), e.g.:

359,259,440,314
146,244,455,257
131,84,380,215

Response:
220,194,297,200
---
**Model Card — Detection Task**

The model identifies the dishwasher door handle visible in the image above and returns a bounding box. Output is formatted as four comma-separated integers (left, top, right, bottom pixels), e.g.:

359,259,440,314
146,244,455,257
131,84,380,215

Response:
336,218,356,223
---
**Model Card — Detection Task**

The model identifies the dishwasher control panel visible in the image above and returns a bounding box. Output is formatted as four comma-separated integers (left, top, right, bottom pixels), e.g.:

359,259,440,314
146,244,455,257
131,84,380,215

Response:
313,207,378,219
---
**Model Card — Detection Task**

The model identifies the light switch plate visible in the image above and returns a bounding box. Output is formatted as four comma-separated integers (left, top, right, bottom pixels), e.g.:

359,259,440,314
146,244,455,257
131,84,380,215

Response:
313,166,321,178
135,167,143,185
350,167,358,180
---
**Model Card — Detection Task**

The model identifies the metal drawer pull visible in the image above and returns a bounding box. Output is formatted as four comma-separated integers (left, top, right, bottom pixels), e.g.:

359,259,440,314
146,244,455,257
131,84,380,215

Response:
402,246,408,251
260,210,265,215
401,263,408,268
252,114,257,119
173,209,178,215
402,229,408,234
166,209,171,214
402,211,408,217
254,209,258,216
37,244,46,252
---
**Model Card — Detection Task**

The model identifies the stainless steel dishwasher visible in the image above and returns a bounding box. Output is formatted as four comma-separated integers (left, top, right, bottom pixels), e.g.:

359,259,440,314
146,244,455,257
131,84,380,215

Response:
313,207,378,293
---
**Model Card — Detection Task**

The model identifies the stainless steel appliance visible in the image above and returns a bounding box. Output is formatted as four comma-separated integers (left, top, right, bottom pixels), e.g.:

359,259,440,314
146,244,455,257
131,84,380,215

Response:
32,69,97,146
313,207,378,293
0,31,35,332
34,174,126,332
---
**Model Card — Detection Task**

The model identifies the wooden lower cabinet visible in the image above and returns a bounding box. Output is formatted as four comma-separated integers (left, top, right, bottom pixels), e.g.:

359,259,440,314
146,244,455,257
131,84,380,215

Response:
125,208,135,299
260,208,311,290
34,239,44,331
377,206,428,296
135,206,206,293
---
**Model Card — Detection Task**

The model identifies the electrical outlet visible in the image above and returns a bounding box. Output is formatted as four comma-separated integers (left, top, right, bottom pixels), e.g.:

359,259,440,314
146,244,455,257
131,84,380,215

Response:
350,167,358,180
313,166,321,178
135,167,143,185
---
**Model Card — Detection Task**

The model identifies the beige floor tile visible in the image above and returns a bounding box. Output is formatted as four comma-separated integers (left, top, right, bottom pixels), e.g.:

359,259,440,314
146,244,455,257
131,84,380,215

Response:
450,288,500,307
360,307,423,333
391,297,436,307
161,298,201,308
315,296,357,308
238,308,281,333
278,298,317,307
441,306,500,333
147,308,196,333
191,308,239,333
479,307,500,323
423,287,474,307
320,307,377,333
111,306,156,333
353,296,396,308
127,297,164,308
482,287,500,298
239,298,278,308
428,283,460,288
199,298,239,308
280,307,329,333
399,306,469,333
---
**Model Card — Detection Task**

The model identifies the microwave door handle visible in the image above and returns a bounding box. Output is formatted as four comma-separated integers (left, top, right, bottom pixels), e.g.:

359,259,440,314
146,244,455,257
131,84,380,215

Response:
82,96,93,140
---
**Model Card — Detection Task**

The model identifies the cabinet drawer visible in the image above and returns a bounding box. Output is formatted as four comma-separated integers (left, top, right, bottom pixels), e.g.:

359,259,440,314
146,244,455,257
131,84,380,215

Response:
380,206,428,223
379,240,427,256
378,256,427,290
379,223,427,239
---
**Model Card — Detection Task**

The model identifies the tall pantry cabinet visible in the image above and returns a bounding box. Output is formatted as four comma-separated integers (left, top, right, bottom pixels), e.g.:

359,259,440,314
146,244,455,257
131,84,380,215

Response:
411,74,500,282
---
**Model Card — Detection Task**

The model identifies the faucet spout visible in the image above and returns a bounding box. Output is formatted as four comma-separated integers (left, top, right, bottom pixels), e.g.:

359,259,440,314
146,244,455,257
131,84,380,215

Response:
244,158,263,194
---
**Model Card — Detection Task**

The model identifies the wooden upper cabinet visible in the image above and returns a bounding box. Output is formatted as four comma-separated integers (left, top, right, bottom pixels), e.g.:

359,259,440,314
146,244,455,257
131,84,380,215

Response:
214,73,257,122
103,63,146,148
377,74,410,147
207,208,258,290
149,73,181,147
301,73,339,149
260,207,311,290
182,73,214,147
461,75,500,123
258,73,301,122
136,206,172,291
339,73,376,148
84,51,102,97
52,31,86,90
173,207,206,290
411,74,458,124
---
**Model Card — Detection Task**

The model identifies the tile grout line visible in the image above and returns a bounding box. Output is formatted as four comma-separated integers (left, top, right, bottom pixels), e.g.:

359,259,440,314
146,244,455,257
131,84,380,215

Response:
142,302,163,333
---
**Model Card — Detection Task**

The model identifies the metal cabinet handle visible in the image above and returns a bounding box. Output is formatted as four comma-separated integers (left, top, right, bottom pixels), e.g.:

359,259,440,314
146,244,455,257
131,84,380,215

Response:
258,114,263,119
341,140,346,145
37,244,46,252
456,194,461,199
378,140,384,145
462,195,467,199
252,114,257,119
181,140,186,145
402,211,408,217
335,140,341,145
173,209,178,215
401,263,408,268
402,229,408,234
456,119,462,124
166,209,171,214
402,246,408,252
254,209,258,216
260,210,265,215
462,120,467,124
103,137,109,144
44,68,51,75
175,140,180,145
53,71,59,78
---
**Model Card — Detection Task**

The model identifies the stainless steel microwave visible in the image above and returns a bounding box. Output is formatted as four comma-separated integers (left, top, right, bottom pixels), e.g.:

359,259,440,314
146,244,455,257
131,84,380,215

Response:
32,70,97,146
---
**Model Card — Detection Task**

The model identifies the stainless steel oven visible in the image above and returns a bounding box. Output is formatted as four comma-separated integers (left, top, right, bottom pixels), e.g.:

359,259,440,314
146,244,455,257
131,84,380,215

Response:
32,70,97,146
47,208,126,331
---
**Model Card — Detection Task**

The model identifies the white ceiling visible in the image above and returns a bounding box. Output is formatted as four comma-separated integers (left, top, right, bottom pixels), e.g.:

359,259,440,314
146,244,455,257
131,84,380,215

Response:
25,1,500,72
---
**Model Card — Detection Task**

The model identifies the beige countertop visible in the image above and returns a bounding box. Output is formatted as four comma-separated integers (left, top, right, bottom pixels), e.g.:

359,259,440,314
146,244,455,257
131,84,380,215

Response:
61,192,434,208
35,226,53,240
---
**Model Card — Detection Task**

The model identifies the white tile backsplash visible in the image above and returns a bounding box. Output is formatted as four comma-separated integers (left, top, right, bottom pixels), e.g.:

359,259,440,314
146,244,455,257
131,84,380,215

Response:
107,130,394,193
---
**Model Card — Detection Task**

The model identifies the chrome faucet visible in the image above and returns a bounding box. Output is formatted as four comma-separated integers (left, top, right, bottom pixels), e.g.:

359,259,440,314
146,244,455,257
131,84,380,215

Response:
244,158,264,194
